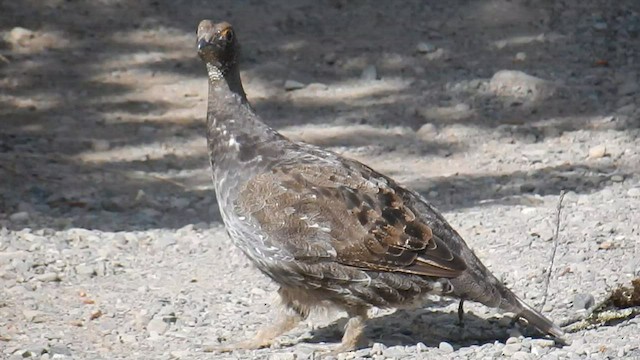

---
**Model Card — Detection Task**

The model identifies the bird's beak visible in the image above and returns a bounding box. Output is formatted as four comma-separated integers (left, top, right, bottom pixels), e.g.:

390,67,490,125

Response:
197,39,210,52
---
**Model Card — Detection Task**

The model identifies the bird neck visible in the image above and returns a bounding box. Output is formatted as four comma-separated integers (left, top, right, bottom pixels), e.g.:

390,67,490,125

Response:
207,62,248,103
205,64,283,170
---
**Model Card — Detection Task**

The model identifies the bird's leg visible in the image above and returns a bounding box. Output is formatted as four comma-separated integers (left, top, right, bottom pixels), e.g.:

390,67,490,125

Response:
216,287,309,352
327,306,369,355
457,299,465,327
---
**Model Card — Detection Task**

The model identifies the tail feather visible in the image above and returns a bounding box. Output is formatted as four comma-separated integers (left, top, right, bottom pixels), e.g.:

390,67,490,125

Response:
450,248,564,340
512,295,565,339
452,268,564,340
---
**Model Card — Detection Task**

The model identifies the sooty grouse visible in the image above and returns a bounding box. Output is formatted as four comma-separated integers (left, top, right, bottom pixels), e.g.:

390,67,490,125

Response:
196,20,564,353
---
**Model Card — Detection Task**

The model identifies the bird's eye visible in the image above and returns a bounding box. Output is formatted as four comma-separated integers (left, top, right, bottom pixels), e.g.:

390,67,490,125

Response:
220,29,233,42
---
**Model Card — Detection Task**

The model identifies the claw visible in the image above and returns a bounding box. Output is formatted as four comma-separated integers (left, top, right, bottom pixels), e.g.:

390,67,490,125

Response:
457,299,465,327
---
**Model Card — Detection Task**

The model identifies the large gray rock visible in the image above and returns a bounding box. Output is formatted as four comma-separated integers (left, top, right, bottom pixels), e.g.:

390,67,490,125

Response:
489,70,557,101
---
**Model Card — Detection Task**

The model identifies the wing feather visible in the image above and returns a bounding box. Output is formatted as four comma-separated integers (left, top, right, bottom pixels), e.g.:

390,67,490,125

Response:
236,162,467,279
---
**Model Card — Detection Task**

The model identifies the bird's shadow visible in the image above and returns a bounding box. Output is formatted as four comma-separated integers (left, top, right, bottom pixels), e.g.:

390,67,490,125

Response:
299,302,554,350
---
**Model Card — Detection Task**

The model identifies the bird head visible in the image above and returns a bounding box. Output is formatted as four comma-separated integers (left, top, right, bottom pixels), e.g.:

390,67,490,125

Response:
196,20,238,77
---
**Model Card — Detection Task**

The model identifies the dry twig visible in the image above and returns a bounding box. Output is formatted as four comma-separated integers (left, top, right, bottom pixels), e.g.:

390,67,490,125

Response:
539,190,565,311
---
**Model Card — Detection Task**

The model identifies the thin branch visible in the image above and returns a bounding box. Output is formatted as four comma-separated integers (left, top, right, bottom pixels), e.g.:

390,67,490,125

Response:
539,190,565,311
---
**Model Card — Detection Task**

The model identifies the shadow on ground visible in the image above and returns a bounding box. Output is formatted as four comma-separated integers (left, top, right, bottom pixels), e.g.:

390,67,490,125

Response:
1,0,637,231
303,306,552,350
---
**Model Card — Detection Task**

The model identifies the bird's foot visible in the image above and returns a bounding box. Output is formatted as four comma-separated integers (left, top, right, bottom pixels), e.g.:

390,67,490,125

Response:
457,299,465,327
314,307,368,357
211,300,304,353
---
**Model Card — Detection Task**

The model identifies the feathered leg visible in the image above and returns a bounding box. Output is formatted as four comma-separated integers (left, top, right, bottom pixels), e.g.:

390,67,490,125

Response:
328,306,369,355
217,287,309,351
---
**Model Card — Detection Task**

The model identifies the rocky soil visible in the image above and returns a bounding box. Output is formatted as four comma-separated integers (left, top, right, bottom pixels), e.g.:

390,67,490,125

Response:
1,0,639,359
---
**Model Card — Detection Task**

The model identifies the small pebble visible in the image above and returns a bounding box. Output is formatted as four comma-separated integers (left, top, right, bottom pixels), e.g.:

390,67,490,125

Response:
34,272,60,282
416,42,436,53
593,21,608,31
618,348,626,357
531,339,557,348
169,350,189,359
92,140,110,151
520,183,536,193
383,345,407,358
515,52,527,61
416,123,437,139
531,345,545,356
371,342,386,355
305,83,328,91
599,241,614,250
75,264,97,277
268,353,296,360
512,351,533,360
352,348,371,358
9,211,30,222
250,287,266,296
147,317,168,335
573,293,595,310
502,343,522,356
284,80,305,91
627,188,640,197
588,145,607,159
506,337,520,344
7,27,35,44
439,341,454,353
323,52,337,65
610,175,624,182
360,65,378,81
23,310,46,323
49,346,72,357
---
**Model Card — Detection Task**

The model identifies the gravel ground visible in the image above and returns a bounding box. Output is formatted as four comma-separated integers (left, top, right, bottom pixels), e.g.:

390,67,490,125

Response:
1,0,640,359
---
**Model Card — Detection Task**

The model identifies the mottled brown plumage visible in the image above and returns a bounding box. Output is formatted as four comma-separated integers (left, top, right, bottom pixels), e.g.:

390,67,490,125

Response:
196,19,564,354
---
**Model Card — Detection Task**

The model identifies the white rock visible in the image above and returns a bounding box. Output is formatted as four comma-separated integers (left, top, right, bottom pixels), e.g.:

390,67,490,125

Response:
593,21,608,31
439,341,454,353
588,145,607,159
305,83,328,91
6,27,35,45
489,70,556,101
34,272,60,282
75,264,97,277
506,336,520,344
371,342,387,355
416,42,436,53
502,343,522,356
531,339,556,348
383,346,407,357
169,350,190,359
512,351,533,360
147,317,168,335
627,188,640,197
610,175,624,182
250,287,266,296
521,207,536,215
361,65,378,81
284,80,305,91
416,123,437,139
